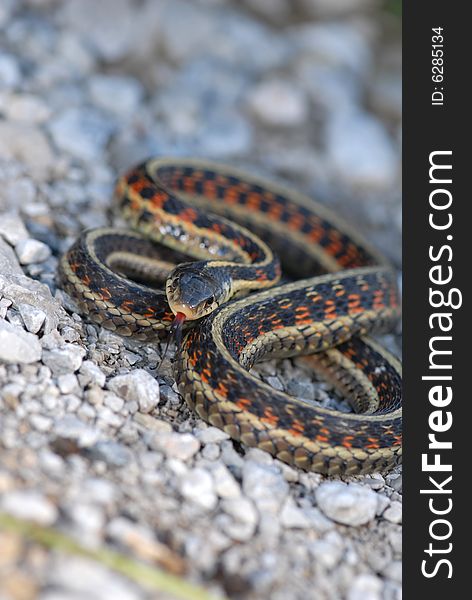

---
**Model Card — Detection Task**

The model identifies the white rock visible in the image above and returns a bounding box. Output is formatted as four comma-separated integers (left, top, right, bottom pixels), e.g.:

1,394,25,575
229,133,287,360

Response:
107,369,160,413
180,468,217,510
242,460,289,513
326,110,398,190
309,531,344,569
54,415,99,446
2,93,51,123
247,80,309,127
0,320,42,364
194,426,230,444
0,212,29,245
42,344,86,375
348,574,383,600
280,497,311,529
78,360,106,388
383,500,402,524
315,481,378,526
1,490,58,525
88,74,143,116
57,373,80,395
18,303,47,333
103,392,125,413
211,463,241,499
15,239,51,265
152,432,200,461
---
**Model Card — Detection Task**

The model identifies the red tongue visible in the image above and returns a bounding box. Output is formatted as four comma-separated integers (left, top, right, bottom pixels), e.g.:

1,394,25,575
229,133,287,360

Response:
157,312,187,374
172,312,187,328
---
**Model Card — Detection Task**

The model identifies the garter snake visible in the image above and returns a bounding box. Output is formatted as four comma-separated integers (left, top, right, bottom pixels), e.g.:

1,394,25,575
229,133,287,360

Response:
58,157,402,476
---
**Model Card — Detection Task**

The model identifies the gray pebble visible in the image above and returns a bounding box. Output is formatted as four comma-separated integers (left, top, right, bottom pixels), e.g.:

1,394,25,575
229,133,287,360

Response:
180,467,217,510
0,320,42,364
383,501,402,524
42,344,86,375
79,360,106,388
242,460,289,514
0,211,29,245
15,238,51,264
18,303,47,334
107,369,160,413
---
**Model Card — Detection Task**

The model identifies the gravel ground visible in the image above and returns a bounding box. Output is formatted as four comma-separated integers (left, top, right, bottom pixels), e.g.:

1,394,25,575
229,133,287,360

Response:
0,1,402,599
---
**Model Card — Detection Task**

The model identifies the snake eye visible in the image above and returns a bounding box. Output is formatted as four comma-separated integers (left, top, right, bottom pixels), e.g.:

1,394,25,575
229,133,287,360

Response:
205,296,214,307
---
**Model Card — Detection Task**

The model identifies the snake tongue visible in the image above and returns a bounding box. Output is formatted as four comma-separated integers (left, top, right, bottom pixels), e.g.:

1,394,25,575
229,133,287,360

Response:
171,312,186,348
157,312,187,374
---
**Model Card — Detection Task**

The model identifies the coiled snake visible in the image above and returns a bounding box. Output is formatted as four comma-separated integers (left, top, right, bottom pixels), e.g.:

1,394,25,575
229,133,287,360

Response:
58,157,402,476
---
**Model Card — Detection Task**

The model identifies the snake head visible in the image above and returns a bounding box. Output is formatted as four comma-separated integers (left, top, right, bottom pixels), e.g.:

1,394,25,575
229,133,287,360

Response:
166,262,230,320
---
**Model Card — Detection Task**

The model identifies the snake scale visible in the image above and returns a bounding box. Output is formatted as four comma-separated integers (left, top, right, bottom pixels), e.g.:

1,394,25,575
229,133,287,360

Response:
58,157,402,476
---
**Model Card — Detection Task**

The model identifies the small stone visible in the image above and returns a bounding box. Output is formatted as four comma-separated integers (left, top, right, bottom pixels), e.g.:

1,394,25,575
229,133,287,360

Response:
266,376,284,391
1,490,58,525
0,320,42,364
386,472,402,492
383,560,402,583
309,531,344,569
53,415,99,447
15,239,51,264
30,414,53,432
348,574,383,600
315,481,378,526
88,74,143,116
221,497,258,541
103,392,125,413
201,443,220,461
152,432,200,461
180,468,217,510
280,497,311,529
49,107,114,162
383,500,402,524
57,373,79,395
286,379,316,401
242,460,289,514
2,93,51,123
211,463,241,499
194,426,230,444
107,369,159,413
18,303,47,334
247,80,309,127
0,212,29,245
87,441,133,467
78,360,106,388
42,345,86,375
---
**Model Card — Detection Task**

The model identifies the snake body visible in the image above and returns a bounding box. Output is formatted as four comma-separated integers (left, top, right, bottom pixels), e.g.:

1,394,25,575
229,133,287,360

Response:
58,157,402,476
